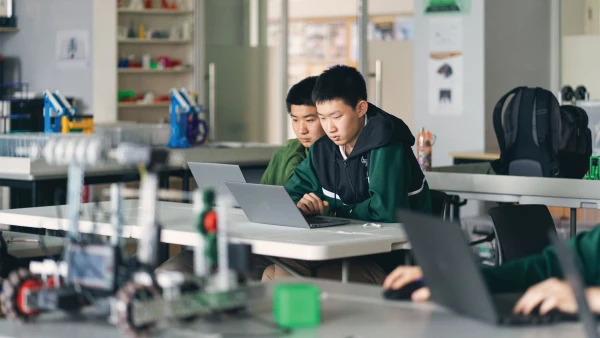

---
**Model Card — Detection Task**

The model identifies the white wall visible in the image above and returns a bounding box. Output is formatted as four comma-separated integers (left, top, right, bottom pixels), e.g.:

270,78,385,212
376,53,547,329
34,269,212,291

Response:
0,0,94,112
413,1,486,167
562,35,600,100
268,0,414,20
562,0,586,35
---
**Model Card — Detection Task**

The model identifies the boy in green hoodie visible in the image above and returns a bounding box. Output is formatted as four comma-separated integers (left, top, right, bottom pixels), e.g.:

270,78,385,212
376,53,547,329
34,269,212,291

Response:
383,225,600,316
155,76,325,277
260,76,325,186
262,65,432,282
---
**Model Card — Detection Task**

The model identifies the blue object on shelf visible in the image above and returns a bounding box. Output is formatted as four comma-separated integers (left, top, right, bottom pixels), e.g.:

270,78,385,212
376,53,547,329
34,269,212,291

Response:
168,89,208,148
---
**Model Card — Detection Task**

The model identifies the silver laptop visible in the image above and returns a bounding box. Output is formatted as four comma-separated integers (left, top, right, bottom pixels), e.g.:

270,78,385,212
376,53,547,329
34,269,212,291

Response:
224,182,350,229
188,162,245,207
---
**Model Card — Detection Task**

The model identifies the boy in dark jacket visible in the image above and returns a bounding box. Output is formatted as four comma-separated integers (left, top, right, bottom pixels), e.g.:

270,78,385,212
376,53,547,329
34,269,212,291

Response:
262,65,431,282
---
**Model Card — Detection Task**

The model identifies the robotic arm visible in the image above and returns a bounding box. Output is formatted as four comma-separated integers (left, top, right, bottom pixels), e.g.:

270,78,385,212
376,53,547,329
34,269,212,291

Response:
43,90,78,133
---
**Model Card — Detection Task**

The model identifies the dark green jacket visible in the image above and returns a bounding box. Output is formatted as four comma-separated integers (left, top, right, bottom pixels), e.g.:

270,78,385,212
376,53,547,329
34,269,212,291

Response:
284,103,431,223
482,225,600,293
260,139,308,186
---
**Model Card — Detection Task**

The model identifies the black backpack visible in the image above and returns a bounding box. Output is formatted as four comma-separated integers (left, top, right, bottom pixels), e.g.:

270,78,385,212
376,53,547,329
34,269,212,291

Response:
491,87,592,179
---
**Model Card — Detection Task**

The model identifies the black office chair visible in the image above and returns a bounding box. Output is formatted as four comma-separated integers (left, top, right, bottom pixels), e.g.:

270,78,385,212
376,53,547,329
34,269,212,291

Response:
429,189,451,221
487,204,557,264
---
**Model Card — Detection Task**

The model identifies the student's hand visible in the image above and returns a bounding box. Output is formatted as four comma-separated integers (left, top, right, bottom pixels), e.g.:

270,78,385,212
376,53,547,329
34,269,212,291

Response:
513,278,578,315
297,193,329,215
383,266,430,301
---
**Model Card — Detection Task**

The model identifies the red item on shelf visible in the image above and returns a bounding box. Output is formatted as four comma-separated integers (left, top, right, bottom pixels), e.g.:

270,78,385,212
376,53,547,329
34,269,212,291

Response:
157,56,172,68
144,0,153,9
171,60,182,67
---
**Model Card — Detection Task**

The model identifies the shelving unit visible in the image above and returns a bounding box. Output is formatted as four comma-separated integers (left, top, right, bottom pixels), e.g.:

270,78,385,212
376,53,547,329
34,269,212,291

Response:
118,38,192,44
0,27,18,33
117,0,196,123
118,102,170,109
118,8,193,15
118,68,193,74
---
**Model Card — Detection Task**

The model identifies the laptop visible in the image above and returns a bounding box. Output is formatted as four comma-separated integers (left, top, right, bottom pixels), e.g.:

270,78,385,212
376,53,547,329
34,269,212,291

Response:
551,232,599,338
224,182,350,229
188,162,245,207
397,210,578,325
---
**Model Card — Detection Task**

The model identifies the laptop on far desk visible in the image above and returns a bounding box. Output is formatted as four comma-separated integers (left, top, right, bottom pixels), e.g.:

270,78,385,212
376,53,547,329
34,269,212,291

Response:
224,182,350,229
397,210,578,326
188,162,246,207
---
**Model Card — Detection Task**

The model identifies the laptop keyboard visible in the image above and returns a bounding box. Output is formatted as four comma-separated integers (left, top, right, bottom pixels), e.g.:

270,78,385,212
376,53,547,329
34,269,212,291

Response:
305,215,350,228
499,309,578,325
494,295,578,325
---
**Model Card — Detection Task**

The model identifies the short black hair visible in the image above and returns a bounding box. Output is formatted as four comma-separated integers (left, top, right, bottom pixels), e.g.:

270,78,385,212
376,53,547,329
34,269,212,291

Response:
286,76,318,113
312,65,367,108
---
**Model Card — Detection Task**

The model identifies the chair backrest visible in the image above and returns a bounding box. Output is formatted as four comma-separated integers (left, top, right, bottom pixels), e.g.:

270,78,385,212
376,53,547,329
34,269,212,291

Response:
429,189,450,220
487,204,557,264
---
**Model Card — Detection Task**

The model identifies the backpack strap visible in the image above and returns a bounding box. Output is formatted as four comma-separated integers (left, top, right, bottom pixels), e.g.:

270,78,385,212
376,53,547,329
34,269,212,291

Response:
534,87,560,176
493,86,525,155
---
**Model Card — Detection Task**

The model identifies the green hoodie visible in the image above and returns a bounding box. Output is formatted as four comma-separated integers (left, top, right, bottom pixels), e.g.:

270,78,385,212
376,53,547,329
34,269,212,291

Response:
284,104,431,223
481,225,600,293
260,139,308,186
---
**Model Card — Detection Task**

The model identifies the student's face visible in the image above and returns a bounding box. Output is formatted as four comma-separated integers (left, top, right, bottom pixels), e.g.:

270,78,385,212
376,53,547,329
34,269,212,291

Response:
290,105,325,148
317,99,368,146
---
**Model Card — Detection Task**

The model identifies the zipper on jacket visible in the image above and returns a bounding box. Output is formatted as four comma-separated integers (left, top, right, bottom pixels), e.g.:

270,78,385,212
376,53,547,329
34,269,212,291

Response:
343,160,358,211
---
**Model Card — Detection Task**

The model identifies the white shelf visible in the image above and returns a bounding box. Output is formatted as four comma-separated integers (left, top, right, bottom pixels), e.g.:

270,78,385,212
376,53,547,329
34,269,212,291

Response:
118,38,192,44
118,102,170,108
0,27,18,33
118,68,193,74
118,8,194,15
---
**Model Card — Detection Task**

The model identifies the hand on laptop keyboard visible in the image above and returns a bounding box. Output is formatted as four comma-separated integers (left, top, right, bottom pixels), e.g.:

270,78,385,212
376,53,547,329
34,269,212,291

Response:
297,193,329,216
513,278,578,317
502,307,578,325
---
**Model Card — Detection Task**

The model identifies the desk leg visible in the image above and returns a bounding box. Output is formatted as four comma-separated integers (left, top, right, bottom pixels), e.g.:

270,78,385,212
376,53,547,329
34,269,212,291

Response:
182,170,190,193
341,259,349,284
570,208,577,239
31,181,37,207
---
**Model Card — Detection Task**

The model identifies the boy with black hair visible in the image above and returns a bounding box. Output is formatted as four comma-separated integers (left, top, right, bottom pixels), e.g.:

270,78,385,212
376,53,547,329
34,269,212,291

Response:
260,76,325,186
262,65,431,282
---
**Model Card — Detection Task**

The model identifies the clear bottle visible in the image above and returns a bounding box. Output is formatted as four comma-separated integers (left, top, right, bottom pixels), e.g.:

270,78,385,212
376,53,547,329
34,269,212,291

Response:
417,127,435,172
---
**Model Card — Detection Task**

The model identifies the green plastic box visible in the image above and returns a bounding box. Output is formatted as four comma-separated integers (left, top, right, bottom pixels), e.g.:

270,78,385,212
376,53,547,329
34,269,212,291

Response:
273,284,320,328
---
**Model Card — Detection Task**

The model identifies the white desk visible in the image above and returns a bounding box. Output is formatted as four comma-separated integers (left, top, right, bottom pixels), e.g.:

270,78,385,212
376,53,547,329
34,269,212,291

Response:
0,278,592,338
426,171,600,237
0,200,408,262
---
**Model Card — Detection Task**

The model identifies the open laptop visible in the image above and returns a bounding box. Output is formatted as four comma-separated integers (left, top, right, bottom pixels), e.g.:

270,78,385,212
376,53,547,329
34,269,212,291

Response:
397,210,578,326
551,232,599,338
188,162,245,207
225,182,350,228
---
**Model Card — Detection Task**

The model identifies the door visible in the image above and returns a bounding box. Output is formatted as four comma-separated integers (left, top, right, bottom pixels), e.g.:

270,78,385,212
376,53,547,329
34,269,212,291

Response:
203,0,282,143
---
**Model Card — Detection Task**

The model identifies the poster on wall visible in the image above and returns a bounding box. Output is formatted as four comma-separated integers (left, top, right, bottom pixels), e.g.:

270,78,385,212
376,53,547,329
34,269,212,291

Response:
428,52,463,116
428,17,463,116
56,30,89,70
424,0,471,15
